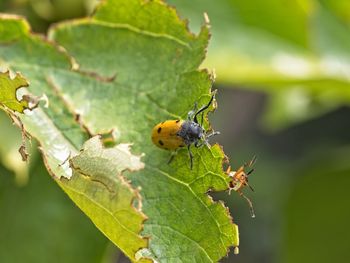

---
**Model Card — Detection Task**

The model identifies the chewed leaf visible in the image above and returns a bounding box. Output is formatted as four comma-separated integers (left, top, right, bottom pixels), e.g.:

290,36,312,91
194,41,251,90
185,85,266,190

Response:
0,0,240,262
137,144,239,261
58,136,149,262
0,71,33,161
0,110,30,184
0,71,29,113
0,14,148,262
70,136,145,175
49,0,239,261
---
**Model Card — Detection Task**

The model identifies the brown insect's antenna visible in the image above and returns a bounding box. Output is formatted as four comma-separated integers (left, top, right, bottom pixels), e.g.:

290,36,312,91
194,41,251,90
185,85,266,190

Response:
246,169,255,191
245,155,257,168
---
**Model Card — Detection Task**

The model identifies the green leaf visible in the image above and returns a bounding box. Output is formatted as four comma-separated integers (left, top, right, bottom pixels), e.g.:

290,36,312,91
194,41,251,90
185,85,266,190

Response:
0,70,34,162
59,136,148,261
0,14,149,262
49,0,238,260
0,70,29,113
0,0,239,261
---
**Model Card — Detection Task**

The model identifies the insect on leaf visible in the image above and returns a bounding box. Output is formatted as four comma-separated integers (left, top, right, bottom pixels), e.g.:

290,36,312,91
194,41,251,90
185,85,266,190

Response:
0,0,240,262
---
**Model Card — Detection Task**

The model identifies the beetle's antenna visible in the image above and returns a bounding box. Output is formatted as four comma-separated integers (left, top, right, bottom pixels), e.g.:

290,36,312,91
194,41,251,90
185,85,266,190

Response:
200,111,204,126
188,102,198,120
194,93,215,123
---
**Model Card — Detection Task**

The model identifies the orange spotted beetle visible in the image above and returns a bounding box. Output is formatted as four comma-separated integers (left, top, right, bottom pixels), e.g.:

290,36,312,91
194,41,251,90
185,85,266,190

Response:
151,92,219,169
227,156,257,218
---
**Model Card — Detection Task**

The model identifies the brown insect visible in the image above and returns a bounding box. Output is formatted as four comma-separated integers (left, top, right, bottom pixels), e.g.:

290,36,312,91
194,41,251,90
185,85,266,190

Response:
227,156,257,218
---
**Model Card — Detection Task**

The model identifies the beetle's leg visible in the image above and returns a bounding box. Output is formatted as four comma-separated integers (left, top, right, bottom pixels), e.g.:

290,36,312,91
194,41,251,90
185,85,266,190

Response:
206,130,220,139
195,140,201,148
196,138,209,148
188,102,198,120
195,134,211,148
194,90,217,123
187,145,193,170
167,150,177,165
200,130,220,148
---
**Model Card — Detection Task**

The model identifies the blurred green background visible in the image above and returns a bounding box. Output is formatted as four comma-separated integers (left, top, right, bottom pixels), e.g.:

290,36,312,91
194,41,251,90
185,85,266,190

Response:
1,0,350,262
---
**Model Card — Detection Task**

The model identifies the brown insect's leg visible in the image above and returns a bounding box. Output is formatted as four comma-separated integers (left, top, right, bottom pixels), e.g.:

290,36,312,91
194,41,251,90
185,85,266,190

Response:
246,181,255,192
239,191,255,218
228,187,233,195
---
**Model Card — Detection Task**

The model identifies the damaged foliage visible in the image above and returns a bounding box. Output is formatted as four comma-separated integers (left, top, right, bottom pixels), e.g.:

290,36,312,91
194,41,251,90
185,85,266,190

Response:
0,71,33,161
0,0,240,262
60,136,150,262
0,71,29,113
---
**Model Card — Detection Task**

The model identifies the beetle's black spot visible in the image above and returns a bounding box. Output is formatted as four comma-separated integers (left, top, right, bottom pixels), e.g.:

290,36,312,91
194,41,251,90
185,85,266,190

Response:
157,127,162,133
176,120,180,123
158,140,164,146
179,144,185,147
